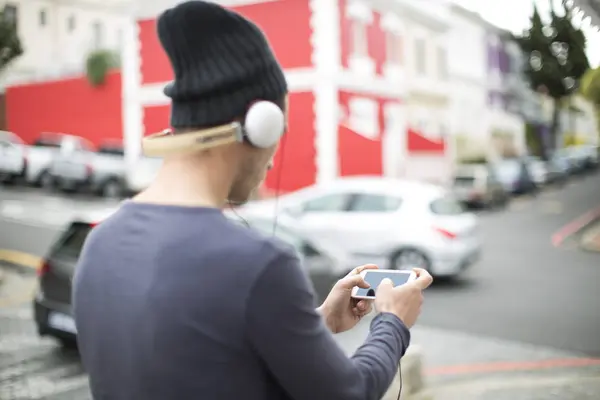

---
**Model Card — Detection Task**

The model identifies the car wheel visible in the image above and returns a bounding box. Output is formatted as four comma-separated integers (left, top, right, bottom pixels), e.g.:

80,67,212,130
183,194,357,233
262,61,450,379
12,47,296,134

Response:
391,249,431,271
102,179,124,199
0,172,12,184
38,170,54,190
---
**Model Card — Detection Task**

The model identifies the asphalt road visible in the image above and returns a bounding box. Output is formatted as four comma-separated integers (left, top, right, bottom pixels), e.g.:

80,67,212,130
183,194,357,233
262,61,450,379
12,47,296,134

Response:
0,176,600,399
420,172,600,358
1,177,600,356
0,186,120,256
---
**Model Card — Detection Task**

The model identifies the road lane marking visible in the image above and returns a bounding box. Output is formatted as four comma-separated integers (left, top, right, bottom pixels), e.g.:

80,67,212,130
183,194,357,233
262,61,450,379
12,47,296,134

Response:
425,357,600,376
551,204,600,247
0,249,42,271
423,373,600,397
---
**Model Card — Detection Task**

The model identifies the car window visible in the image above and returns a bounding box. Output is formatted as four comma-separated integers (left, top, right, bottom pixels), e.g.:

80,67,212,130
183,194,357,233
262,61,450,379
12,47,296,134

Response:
430,196,465,215
302,193,350,213
454,176,475,185
34,139,60,148
348,194,402,212
52,222,94,259
98,146,125,156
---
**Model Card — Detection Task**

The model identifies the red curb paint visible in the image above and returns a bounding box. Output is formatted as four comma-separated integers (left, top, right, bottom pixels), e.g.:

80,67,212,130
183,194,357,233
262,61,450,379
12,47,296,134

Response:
551,205,600,247
425,358,600,377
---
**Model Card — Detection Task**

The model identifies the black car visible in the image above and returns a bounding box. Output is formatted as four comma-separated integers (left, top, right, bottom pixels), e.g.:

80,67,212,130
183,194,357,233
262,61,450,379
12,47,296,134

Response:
34,219,96,347
33,210,354,347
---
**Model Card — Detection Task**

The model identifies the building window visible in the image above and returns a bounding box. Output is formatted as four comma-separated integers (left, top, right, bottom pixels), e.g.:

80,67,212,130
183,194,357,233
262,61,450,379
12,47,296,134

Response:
347,97,379,140
437,46,448,80
386,32,402,65
67,15,76,32
3,4,18,28
350,19,368,56
39,9,47,27
415,38,426,75
92,21,103,49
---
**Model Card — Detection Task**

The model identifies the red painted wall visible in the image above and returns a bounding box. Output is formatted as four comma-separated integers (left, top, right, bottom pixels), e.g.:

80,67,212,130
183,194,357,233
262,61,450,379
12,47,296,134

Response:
265,91,316,192
407,129,446,153
142,91,316,193
5,71,122,147
338,90,386,176
139,0,313,85
339,0,387,75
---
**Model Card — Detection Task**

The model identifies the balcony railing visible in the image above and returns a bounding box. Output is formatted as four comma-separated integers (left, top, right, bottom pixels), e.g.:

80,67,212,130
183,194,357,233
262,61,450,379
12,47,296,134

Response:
573,0,600,26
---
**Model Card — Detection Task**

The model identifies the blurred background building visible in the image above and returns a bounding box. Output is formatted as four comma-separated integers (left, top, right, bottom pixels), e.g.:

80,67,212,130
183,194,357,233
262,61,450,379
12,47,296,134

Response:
0,0,130,88
1,0,598,192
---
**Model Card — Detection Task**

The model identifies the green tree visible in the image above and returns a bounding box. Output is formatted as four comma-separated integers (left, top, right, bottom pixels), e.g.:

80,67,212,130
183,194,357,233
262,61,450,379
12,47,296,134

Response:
514,0,589,158
85,49,120,87
0,8,23,72
581,67,600,106
580,67,600,139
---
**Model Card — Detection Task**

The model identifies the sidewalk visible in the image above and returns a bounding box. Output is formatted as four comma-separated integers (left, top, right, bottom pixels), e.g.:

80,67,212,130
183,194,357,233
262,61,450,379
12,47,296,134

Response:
335,316,600,399
580,218,600,252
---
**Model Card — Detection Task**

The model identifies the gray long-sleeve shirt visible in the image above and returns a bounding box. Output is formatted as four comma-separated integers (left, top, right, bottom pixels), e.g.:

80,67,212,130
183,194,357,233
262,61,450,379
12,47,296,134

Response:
73,202,410,400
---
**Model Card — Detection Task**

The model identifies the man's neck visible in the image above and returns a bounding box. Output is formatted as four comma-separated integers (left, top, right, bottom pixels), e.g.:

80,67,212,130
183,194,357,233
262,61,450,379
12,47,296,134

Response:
133,155,233,209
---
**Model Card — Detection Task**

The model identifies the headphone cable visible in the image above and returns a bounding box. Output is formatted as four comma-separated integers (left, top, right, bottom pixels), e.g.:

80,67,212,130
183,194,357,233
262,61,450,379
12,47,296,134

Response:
271,132,287,236
396,364,403,400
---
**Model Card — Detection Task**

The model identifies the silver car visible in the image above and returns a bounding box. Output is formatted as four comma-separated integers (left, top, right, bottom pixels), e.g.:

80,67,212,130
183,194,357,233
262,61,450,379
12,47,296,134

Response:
0,131,27,183
48,135,96,191
240,177,482,279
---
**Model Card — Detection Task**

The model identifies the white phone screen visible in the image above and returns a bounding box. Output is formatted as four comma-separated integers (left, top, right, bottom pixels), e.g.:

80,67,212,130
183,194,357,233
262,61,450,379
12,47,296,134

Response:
354,271,413,298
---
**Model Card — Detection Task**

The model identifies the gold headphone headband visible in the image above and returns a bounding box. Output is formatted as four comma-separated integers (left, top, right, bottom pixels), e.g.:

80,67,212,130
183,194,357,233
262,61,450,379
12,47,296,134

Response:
142,122,243,157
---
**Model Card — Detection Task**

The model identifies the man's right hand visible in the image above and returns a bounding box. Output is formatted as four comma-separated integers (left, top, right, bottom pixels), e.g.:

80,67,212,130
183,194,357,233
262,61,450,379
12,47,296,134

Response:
374,268,433,328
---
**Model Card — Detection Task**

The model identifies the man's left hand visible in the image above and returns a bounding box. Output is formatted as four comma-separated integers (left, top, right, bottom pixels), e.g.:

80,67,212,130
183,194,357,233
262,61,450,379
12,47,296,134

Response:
317,264,378,334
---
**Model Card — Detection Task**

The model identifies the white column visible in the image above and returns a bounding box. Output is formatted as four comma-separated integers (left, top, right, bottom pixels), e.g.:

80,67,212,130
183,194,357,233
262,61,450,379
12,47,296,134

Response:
383,102,408,178
310,0,342,184
121,18,143,172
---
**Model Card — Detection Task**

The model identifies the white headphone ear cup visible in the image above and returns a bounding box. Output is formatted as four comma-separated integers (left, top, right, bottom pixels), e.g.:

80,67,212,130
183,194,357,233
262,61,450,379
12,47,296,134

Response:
244,101,285,148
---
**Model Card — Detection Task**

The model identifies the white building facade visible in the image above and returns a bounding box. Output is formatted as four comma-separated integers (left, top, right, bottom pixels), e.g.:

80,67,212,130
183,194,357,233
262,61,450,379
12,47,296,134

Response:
393,0,454,183
446,4,490,161
1,0,131,88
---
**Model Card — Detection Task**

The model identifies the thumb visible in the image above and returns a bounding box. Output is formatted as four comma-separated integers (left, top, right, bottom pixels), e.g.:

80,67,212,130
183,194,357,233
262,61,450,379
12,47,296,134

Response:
377,278,394,296
340,274,369,290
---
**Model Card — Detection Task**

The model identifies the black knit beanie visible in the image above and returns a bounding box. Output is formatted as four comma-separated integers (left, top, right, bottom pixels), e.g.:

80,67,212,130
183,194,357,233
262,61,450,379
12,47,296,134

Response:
156,1,288,129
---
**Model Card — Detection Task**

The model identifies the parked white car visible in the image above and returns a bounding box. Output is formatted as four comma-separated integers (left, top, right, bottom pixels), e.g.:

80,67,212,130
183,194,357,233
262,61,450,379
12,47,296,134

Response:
22,133,80,187
0,131,27,183
239,177,481,279
48,135,96,190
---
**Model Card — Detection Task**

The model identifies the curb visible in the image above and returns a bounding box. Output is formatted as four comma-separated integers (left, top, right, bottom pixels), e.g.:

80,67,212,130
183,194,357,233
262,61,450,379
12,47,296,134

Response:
383,345,430,400
551,205,600,247
0,249,41,276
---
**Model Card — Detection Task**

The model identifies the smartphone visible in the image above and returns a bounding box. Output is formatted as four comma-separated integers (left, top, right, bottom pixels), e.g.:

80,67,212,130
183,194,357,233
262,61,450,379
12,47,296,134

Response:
351,270,417,299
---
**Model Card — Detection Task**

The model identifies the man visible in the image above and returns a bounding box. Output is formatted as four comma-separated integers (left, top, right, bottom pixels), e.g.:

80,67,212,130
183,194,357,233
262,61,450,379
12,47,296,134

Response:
72,2,433,400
